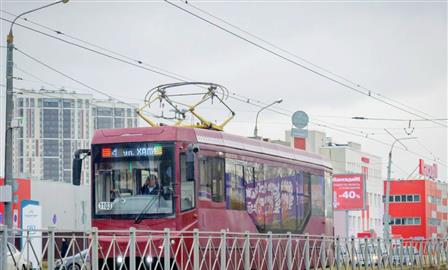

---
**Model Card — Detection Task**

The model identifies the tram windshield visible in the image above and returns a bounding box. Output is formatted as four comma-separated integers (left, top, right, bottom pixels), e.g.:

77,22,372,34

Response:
92,142,174,217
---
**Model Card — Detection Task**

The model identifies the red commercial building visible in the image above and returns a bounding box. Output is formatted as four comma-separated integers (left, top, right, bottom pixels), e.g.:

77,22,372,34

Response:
385,178,447,239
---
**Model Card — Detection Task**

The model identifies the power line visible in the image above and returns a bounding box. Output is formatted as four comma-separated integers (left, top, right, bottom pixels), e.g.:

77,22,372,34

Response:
2,11,445,168
12,65,146,103
415,139,445,163
15,47,130,104
164,0,447,128
182,1,443,122
14,64,59,88
2,11,442,133
0,17,187,83
2,10,445,129
13,64,97,93
0,84,90,100
12,47,169,122
228,92,448,168
14,48,447,168
0,9,200,84
352,116,447,122
183,2,446,122
391,161,413,178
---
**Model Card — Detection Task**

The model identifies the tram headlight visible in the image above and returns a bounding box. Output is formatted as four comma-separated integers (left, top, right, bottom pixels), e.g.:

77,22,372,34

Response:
116,255,124,265
145,256,153,266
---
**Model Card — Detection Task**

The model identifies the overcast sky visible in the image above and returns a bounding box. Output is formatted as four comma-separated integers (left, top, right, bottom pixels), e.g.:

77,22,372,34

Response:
1,0,446,180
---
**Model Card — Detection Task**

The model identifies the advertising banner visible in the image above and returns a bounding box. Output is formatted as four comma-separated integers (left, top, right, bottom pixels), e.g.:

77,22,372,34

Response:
21,200,42,269
333,174,365,211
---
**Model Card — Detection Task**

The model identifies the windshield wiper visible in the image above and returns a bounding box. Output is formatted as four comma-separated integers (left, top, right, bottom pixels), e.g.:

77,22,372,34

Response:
134,191,162,224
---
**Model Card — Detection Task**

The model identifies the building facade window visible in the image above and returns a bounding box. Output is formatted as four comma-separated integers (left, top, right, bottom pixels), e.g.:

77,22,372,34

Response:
391,217,421,226
389,194,420,203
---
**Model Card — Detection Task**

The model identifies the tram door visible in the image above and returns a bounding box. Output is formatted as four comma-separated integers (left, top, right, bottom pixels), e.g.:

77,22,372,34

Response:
227,163,246,210
97,170,112,202
178,153,197,230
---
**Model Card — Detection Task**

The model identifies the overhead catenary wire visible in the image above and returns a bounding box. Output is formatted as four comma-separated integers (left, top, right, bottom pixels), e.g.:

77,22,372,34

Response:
11,65,94,101
0,10,195,83
391,161,414,178
228,92,448,168
0,84,90,100
0,17,186,83
1,10,445,128
14,64,59,88
182,1,443,122
13,48,448,168
2,11,445,169
1,11,444,131
12,47,170,122
12,64,145,102
415,139,445,163
352,117,448,122
13,63,97,93
164,0,447,128
0,15,325,125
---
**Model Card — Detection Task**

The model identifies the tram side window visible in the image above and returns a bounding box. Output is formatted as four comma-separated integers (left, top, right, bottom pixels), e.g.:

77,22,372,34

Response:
199,156,225,202
324,171,333,218
245,166,255,186
311,174,325,216
226,160,246,210
254,163,264,182
303,172,311,196
180,154,195,211
297,172,312,232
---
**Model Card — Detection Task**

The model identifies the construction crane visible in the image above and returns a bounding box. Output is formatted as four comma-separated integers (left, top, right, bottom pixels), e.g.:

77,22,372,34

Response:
136,82,235,131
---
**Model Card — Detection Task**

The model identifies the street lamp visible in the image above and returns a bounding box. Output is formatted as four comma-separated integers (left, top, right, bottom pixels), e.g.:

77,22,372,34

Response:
253,98,283,138
383,129,416,239
3,0,69,229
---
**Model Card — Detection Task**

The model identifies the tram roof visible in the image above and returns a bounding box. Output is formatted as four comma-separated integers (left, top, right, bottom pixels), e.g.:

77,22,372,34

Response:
92,126,332,169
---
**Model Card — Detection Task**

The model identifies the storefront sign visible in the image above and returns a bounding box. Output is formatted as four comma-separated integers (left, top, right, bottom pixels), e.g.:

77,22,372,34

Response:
361,157,370,164
419,159,438,179
333,174,365,211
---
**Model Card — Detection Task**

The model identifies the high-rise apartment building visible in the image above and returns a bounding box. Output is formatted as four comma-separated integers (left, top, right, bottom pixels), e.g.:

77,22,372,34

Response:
11,89,138,183
93,100,138,129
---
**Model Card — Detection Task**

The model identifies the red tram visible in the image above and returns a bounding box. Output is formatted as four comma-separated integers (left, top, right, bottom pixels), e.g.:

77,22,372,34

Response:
74,125,333,267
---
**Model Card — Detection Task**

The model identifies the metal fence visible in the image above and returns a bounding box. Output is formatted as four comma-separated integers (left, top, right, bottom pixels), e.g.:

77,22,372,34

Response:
1,226,447,270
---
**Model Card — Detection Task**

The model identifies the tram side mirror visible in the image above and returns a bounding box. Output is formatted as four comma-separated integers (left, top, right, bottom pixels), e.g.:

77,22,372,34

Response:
186,144,200,181
72,149,91,186
72,158,82,186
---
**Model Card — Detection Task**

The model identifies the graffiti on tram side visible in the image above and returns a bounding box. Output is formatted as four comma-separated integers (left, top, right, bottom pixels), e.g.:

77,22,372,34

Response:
245,174,311,232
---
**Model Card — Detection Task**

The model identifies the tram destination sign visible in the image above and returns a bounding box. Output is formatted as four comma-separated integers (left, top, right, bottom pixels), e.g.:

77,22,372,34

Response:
102,144,163,158
332,174,365,211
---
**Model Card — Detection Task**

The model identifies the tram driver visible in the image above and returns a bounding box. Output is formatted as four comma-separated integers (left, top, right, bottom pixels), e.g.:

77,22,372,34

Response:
141,174,161,195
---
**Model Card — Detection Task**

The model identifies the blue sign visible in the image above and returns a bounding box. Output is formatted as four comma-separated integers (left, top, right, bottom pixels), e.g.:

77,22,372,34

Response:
291,128,308,138
52,214,57,224
0,213,3,224
292,111,309,129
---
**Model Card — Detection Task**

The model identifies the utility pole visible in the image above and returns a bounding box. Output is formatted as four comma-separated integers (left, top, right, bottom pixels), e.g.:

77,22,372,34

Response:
3,0,69,228
383,129,416,239
4,25,14,230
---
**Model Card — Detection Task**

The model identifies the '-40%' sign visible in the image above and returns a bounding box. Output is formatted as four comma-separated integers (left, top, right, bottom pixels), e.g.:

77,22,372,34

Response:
332,174,365,211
